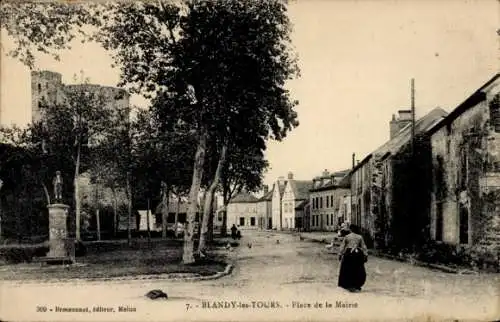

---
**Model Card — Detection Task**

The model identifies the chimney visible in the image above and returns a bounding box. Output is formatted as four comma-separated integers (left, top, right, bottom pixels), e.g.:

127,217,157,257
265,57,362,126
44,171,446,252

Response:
263,185,269,194
322,169,329,177
287,172,294,180
390,109,412,139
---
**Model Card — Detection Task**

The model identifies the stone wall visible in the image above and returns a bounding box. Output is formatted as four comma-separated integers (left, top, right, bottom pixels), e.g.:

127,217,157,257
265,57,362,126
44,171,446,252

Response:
350,158,372,232
430,90,500,262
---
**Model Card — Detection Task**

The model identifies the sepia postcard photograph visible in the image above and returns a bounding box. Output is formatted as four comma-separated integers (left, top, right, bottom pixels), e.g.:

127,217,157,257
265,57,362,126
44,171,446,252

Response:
0,0,499,321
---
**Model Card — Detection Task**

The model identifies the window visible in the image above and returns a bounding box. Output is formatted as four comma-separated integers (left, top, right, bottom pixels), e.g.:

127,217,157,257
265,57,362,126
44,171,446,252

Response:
320,197,323,209
38,83,41,92
326,196,329,208
326,214,329,226
250,217,256,226
217,212,223,221
239,217,245,226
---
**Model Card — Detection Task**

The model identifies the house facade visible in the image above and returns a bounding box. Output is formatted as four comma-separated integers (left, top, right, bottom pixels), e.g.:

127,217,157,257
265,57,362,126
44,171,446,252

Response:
281,172,313,230
256,185,273,229
309,170,350,231
227,191,259,229
428,75,500,259
338,194,353,224
271,177,287,230
349,108,448,248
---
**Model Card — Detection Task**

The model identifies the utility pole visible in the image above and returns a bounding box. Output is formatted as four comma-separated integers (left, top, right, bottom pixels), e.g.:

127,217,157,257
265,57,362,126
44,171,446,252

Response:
350,153,355,224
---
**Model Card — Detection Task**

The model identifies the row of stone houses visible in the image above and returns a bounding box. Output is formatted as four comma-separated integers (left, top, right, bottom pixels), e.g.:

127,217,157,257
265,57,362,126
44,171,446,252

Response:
227,74,499,266
348,74,500,258
227,170,351,232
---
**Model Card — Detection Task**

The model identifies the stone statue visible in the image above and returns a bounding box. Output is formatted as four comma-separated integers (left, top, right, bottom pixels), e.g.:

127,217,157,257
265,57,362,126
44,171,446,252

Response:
53,171,63,202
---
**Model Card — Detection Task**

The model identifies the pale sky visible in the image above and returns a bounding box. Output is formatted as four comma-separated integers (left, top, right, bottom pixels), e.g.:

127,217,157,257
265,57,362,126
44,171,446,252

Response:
1,0,499,188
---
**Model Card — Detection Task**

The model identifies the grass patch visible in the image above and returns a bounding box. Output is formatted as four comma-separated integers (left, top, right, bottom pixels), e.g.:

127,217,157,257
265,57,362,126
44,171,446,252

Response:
0,238,227,281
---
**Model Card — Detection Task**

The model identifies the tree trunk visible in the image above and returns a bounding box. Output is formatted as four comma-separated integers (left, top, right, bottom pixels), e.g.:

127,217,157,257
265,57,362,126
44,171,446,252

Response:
161,183,169,239
183,131,207,264
111,187,118,237
198,143,227,252
207,192,215,242
74,142,82,241
146,198,151,244
126,171,132,246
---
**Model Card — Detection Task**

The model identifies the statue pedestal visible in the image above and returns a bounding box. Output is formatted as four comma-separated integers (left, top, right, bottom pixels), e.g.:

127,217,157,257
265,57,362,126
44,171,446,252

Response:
46,203,75,263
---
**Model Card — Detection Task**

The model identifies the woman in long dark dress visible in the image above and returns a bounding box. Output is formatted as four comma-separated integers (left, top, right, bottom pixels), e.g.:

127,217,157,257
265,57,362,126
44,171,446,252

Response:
338,224,368,292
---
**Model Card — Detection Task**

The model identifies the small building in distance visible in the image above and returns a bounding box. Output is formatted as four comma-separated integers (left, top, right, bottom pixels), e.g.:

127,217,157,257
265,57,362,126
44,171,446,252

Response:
271,176,288,230
256,185,273,229
227,191,259,229
309,169,350,231
281,172,313,230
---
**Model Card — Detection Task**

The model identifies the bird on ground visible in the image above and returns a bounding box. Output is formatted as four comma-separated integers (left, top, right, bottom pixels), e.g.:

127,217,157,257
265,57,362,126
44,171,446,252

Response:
276,239,280,244
247,243,252,249
225,242,231,250
145,289,168,300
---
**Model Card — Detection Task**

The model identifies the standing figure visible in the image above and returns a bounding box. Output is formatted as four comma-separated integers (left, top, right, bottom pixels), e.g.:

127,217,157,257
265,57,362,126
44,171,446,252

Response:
338,224,368,292
53,171,63,202
231,224,238,240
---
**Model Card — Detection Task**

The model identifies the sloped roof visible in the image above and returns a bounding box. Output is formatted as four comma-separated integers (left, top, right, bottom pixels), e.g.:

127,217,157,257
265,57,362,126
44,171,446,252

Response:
337,174,351,188
295,200,308,210
257,188,274,202
290,180,313,200
229,191,259,203
310,169,351,191
371,107,448,158
344,107,448,178
154,200,201,214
